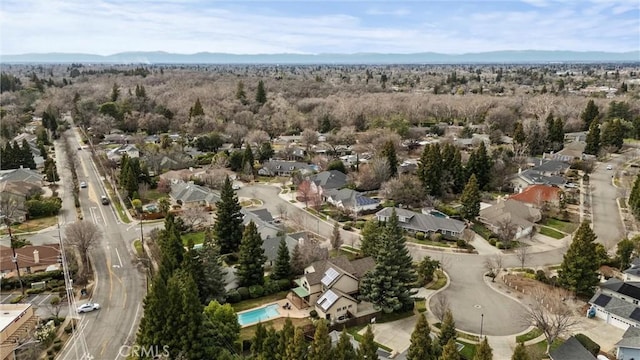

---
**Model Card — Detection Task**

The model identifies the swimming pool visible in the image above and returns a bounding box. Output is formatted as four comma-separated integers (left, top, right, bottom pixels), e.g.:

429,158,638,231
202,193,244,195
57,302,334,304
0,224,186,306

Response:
430,210,448,218
237,304,280,326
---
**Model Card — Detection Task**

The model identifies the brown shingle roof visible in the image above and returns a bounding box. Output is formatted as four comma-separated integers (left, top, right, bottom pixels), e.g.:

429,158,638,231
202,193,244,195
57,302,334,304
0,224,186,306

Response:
510,184,561,206
0,245,60,272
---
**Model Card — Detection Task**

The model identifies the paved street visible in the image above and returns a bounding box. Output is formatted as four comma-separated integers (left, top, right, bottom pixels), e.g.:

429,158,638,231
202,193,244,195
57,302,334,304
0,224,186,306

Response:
591,156,626,249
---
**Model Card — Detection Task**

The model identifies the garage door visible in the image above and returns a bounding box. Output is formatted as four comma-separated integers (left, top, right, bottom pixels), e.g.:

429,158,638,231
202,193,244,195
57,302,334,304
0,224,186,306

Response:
609,315,631,330
594,307,608,320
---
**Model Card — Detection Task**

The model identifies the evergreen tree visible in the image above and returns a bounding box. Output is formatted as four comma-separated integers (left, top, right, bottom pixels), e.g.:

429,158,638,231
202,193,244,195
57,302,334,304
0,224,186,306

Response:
157,214,186,282
382,140,398,177
277,317,295,360
200,231,227,303
290,244,305,276
289,327,309,360
308,320,331,360
581,99,600,130
360,209,417,313
357,325,379,360
584,121,601,155
330,221,343,250
261,327,280,360
214,176,245,254
137,271,169,351
558,221,600,297
439,310,457,347
601,119,624,152
418,144,443,196
360,220,383,257
203,300,240,353
460,174,481,221
616,238,636,271
183,239,206,303
630,174,640,220
473,338,493,360
251,322,267,357
513,122,526,145
407,313,436,360
256,80,267,104
441,143,465,194
511,343,529,360
257,142,275,163
440,338,460,360
110,82,120,101
236,221,266,287
466,142,492,190
271,238,291,280
189,98,205,118
19,139,36,169
236,81,247,104
243,144,255,174
333,329,357,360
607,101,631,121
43,158,59,182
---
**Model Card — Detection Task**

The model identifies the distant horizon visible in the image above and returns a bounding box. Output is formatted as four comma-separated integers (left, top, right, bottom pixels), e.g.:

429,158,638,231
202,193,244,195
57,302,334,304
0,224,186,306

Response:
1,1,638,55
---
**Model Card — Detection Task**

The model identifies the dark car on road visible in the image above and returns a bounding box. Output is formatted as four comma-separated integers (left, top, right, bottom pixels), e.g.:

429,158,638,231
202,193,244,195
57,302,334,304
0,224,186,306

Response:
101,196,109,205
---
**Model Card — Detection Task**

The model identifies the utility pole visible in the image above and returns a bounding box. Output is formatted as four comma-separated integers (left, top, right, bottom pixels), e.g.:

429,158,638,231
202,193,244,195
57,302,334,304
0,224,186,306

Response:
5,218,24,295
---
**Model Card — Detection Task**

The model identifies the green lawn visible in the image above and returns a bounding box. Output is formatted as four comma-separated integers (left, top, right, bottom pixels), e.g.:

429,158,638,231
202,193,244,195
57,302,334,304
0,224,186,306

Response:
142,189,167,203
407,237,452,248
231,291,289,312
541,218,577,233
471,223,495,240
104,182,131,223
427,270,448,290
538,226,565,239
133,239,143,257
458,340,476,359
515,328,542,343
525,339,563,360
1,216,58,235
415,299,427,313
181,231,206,246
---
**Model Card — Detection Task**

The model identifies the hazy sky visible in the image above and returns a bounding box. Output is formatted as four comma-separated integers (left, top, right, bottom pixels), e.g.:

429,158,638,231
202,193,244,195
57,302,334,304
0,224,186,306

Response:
1,0,638,55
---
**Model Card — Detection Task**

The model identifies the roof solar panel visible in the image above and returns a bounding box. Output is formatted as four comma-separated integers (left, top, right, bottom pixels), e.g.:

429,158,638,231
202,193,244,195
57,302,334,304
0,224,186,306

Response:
321,267,340,287
593,294,612,307
317,290,339,311
631,308,640,322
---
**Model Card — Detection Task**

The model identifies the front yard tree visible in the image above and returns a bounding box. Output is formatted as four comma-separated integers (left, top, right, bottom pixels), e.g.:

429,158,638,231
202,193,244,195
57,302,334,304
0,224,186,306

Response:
360,220,383,257
439,309,457,347
460,174,481,220
581,99,600,130
440,338,461,360
236,221,266,287
271,238,291,280
407,313,436,360
558,221,600,297
308,320,332,360
202,301,240,355
511,342,530,360
357,325,379,360
333,329,357,360
473,338,493,360
381,140,398,177
213,176,244,254
417,256,440,285
584,121,600,155
600,119,624,152
199,232,227,303
418,143,443,197
466,142,492,190
616,238,636,270
360,209,417,313
631,173,640,220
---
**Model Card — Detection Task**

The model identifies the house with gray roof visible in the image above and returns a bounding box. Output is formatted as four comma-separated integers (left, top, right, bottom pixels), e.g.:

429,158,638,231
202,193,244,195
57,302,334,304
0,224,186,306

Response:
0,168,44,185
376,207,466,237
258,160,313,177
107,144,140,162
324,188,380,214
589,278,640,330
616,326,640,360
242,208,304,266
549,336,596,360
478,199,541,239
170,182,219,208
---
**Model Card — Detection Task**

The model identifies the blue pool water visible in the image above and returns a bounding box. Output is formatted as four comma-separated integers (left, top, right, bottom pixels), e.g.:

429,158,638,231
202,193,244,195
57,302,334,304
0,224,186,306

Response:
430,210,448,218
238,304,280,326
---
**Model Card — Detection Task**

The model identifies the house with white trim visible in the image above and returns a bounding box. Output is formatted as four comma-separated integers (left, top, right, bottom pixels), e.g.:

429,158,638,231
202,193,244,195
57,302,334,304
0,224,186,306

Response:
589,278,640,330
375,207,466,238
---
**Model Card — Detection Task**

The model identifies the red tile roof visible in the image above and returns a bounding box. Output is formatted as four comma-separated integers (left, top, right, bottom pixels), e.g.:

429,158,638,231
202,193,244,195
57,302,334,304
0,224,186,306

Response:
510,184,561,206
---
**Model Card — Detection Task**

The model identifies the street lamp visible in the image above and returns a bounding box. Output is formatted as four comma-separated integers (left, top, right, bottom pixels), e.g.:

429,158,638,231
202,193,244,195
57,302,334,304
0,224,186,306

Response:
3,216,24,295
480,313,484,339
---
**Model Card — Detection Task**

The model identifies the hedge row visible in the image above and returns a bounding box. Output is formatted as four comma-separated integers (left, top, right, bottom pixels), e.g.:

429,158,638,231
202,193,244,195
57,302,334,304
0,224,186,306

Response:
225,279,291,304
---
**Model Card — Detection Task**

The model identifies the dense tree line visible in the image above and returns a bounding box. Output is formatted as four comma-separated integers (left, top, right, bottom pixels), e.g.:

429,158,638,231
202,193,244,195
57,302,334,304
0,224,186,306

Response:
0,139,36,169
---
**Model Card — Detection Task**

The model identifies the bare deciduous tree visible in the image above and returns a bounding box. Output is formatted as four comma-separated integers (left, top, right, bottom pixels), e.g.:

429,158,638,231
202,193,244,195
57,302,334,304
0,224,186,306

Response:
515,244,530,270
179,207,209,231
522,286,578,355
65,220,102,280
275,203,287,221
484,255,503,282
431,293,450,322
496,219,518,248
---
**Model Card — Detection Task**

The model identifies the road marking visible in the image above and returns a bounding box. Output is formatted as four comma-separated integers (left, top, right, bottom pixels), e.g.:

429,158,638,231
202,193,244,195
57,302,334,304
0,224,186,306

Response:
117,303,141,360
0,294,13,303
37,294,51,306
101,339,109,356
115,248,123,268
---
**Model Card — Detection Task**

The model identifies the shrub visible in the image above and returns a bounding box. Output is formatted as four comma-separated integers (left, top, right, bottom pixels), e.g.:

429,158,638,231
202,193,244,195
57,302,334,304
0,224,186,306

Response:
496,241,504,249
277,279,291,291
575,334,600,356
430,233,443,242
309,309,318,318
488,238,497,246
415,232,425,240
402,300,415,312
354,221,366,230
26,288,46,295
237,287,250,300
53,344,62,352
342,224,352,231
248,285,264,299
225,290,241,303
535,270,547,283
263,281,279,295
456,239,467,248
10,295,24,304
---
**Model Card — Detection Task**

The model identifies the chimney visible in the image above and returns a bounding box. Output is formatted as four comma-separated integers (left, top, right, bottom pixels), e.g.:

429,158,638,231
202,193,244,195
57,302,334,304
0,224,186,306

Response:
33,250,39,264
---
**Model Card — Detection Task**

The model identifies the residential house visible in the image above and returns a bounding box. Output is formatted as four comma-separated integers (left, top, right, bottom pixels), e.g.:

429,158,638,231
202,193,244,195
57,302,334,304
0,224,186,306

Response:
292,256,375,323
509,184,562,208
0,244,60,277
553,141,587,161
242,208,303,267
324,188,380,214
0,304,38,360
399,159,419,175
0,181,42,222
258,160,313,177
623,258,640,282
375,207,466,237
0,168,44,186
589,278,640,330
12,133,45,169
478,199,542,239
169,182,219,208
549,336,596,360
107,144,140,162
616,326,640,360
298,170,348,208
513,158,570,189
340,154,371,167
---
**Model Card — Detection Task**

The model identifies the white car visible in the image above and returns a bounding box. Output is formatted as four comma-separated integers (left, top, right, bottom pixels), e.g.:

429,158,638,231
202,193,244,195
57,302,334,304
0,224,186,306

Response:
80,181,87,188
77,302,100,313
606,165,613,170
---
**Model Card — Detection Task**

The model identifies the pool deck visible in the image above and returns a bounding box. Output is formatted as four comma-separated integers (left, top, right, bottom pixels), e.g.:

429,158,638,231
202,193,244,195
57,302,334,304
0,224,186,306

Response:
238,299,311,327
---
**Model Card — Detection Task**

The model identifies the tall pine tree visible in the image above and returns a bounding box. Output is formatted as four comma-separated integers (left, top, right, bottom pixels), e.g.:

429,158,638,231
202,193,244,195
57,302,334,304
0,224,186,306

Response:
440,338,461,360
580,99,600,130
381,140,398,177
199,231,227,303
460,174,481,221
407,313,436,360
357,325,379,360
236,221,266,287
256,80,267,104
558,221,600,297
418,143,443,196
466,142,492,191
473,338,493,360
360,209,417,313
630,173,640,220
333,329,357,360
584,121,601,156
214,176,244,254
308,320,332,360
439,309,457,347
271,238,291,280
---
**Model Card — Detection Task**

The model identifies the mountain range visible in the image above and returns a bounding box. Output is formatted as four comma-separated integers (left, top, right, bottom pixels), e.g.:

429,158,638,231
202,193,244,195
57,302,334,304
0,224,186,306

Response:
1,50,639,64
